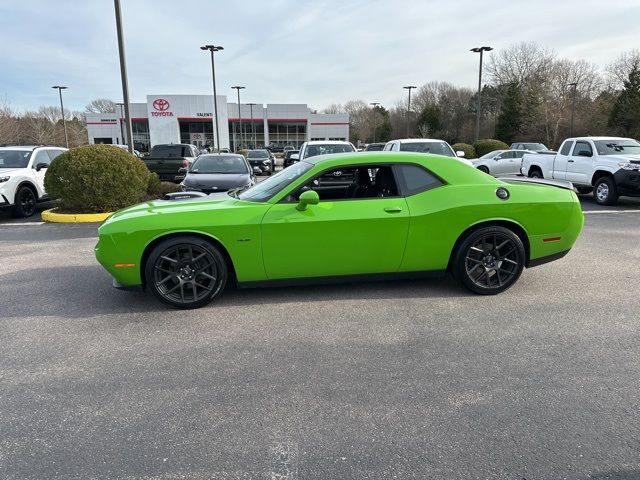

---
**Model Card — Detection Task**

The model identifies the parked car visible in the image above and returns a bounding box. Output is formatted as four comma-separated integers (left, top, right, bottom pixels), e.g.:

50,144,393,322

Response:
383,139,473,166
291,141,356,162
283,149,300,168
246,149,274,175
283,146,295,153
521,136,640,205
364,143,386,152
143,144,201,182
510,142,549,152
179,154,255,194
473,149,533,176
96,151,584,309
0,145,66,217
113,144,142,157
266,144,285,153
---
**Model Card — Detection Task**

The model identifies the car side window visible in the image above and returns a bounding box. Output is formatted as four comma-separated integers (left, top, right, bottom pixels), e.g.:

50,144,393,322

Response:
514,151,525,158
572,141,592,157
46,149,64,163
291,165,400,201
32,150,51,168
559,141,573,156
391,143,399,152
393,164,442,196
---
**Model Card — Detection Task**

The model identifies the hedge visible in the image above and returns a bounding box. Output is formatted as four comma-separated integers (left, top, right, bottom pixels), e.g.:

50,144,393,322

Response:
451,143,476,159
44,144,151,213
472,139,509,157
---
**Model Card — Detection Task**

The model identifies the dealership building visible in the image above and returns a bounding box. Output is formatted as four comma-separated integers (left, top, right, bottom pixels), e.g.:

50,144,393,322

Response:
85,94,349,152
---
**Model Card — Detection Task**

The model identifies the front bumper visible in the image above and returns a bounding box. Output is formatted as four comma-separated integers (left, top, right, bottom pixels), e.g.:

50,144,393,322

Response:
249,161,272,173
614,169,640,197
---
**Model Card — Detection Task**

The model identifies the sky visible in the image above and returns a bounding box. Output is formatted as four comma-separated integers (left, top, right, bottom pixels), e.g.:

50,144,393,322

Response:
1,0,638,113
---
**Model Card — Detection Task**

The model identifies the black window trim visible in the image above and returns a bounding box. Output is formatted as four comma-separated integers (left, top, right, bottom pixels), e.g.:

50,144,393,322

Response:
572,140,592,156
278,161,445,204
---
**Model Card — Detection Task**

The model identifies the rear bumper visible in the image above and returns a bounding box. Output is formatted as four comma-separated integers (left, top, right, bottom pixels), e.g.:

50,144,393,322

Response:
527,249,570,268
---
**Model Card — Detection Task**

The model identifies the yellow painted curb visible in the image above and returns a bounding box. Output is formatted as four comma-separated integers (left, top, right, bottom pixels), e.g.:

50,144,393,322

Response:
41,208,113,223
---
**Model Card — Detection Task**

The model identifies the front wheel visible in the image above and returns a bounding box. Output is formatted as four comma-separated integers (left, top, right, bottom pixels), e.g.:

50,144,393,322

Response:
452,226,525,295
593,176,618,206
12,186,37,218
145,236,228,309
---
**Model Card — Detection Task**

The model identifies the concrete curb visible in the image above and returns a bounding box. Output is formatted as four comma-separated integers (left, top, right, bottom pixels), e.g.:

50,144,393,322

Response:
41,208,113,223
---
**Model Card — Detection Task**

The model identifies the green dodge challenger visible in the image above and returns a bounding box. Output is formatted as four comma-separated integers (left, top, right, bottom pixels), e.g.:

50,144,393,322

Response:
95,152,584,309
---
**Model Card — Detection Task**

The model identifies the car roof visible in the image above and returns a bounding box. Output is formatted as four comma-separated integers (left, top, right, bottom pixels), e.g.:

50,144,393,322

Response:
0,145,64,150
389,138,448,144
563,136,637,141
304,141,353,145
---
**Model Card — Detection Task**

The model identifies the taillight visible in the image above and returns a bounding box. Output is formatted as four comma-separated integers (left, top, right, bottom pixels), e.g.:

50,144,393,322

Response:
182,159,189,168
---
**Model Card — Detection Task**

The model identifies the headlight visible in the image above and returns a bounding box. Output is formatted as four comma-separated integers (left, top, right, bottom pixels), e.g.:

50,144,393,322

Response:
0,176,10,183
618,163,640,171
263,160,270,165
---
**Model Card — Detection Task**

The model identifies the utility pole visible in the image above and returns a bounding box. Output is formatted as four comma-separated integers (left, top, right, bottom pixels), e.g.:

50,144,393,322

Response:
231,86,245,151
113,0,134,154
51,86,69,148
200,45,224,152
470,46,493,142
403,86,416,137
370,102,380,143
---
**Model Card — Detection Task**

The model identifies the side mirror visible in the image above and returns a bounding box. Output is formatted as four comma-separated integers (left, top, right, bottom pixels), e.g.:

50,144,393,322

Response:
290,153,299,161
296,189,320,211
456,151,465,158
178,167,188,174
35,162,48,171
578,150,592,157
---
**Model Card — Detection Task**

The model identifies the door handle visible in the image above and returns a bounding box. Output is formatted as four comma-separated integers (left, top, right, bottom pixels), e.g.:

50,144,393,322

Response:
384,207,403,213
568,160,574,163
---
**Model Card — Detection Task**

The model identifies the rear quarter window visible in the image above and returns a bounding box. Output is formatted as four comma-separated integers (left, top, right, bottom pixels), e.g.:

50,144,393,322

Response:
393,164,442,196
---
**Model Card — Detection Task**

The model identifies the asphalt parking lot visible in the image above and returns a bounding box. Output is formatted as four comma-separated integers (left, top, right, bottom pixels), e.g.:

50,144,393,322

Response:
1,196,640,479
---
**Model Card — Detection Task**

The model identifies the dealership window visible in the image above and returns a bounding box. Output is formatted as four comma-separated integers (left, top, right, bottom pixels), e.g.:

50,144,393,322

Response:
329,137,346,141
180,120,213,149
229,120,265,151
94,138,113,144
310,137,326,141
266,122,307,149
132,120,150,153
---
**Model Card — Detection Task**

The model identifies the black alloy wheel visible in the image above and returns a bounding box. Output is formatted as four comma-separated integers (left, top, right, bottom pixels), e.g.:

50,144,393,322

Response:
13,186,37,218
145,236,228,309
453,226,525,295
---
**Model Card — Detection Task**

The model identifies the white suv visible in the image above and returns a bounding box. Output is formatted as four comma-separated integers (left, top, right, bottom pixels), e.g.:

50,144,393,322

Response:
383,139,473,166
0,146,67,217
291,141,356,162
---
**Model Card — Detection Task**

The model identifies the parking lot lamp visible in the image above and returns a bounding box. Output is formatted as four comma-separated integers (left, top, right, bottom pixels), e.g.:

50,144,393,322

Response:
370,102,380,143
247,103,257,148
403,86,417,137
200,45,223,152
231,86,245,151
51,86,69,148
113,0,134,154
567,82,578,137
470,46,493,142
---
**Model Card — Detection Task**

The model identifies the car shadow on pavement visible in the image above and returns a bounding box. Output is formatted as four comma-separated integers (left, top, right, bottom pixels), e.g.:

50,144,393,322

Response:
585,471,640,480
0,265,468,318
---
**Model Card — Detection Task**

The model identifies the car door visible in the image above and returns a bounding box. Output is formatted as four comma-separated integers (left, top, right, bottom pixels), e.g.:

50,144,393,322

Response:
511,150,527,174
30,149,52,197
260,165,410,279
551,140,573,180
565,140,593,185
492,151,515,175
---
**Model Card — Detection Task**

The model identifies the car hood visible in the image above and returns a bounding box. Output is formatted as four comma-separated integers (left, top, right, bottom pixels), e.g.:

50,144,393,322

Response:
182,173,250,189
602,154,640,163
0,168,26,176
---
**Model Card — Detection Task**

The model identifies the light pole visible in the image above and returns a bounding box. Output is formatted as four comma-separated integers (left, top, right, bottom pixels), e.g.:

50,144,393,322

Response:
116,102,125,144
470,46,493,142
403,86,416,137
370,102,380,143
113,0,134,154
247,103,257,148
231,86,245,151
51,86,68,148
200,45,223,152
567,82,578,137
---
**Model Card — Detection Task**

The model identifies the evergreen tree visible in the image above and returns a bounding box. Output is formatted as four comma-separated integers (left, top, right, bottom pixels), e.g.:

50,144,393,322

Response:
416,105,442,137
495,82,524,144
608,66,640,137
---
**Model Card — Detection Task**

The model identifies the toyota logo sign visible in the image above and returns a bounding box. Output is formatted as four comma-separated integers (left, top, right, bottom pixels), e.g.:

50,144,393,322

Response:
153,98,170,111
151,98,173,117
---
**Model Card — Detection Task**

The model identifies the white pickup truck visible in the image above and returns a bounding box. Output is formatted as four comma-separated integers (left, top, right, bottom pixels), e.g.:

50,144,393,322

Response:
521,136,640,205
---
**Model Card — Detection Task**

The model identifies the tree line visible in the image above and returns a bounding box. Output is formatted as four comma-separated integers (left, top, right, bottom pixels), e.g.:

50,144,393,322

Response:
328,43,640,150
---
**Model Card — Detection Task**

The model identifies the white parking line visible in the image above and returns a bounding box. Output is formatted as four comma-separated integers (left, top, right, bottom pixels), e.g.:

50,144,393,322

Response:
3,222,45,226
583,209,640,214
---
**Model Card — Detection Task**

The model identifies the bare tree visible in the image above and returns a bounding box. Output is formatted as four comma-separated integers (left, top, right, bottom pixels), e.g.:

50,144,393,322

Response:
607,49,640,90
0,100,20,145
85,98,117,114
322,104,344,114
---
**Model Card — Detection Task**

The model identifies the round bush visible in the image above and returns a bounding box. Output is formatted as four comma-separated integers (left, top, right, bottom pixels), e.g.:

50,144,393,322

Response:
451,143,476,159
44,144,151,213
473,139,509,157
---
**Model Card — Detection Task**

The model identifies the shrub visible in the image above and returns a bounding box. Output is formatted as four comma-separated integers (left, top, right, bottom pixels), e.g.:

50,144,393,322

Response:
451,143,476,159
472,139,509,157
236,149,248,157
157,182,181,196
44,144,150,213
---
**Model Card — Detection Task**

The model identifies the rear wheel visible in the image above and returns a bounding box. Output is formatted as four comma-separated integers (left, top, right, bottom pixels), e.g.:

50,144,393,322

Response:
529,169,543,179
12,186,37,218
477,166,490,175
453,226,525,295
593,176,618,205
145,236,228,309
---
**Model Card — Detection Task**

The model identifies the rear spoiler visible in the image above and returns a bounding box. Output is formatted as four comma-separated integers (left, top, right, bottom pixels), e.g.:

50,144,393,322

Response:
497,175,577,192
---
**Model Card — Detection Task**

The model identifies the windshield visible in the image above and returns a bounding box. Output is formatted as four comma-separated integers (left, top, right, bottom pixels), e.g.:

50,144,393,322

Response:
593,139,640,155
365,144,384,151
190,155,247,174
523,143,547,151
0,149,32,168
400,141,455,157
303,143,355,158
247,150,269,159
238,161,313,202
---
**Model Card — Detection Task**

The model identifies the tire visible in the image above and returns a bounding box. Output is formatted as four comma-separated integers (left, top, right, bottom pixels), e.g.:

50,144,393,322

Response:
576,186,593,195
477,166,490,175
452,226,526,295
144,235,228,309
12,186,37,218
593,176,618,206
529,169,543,179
